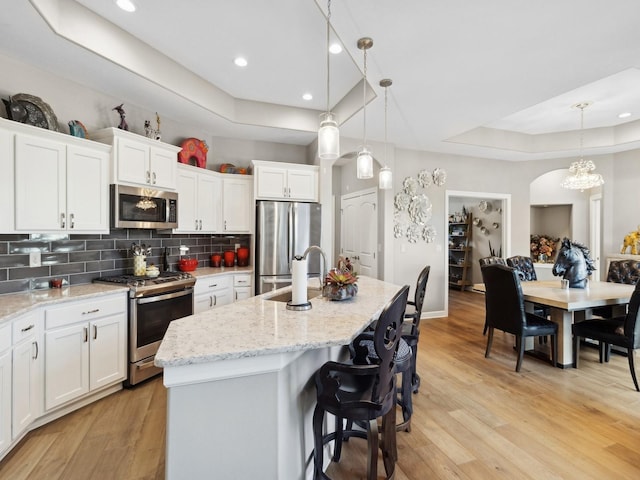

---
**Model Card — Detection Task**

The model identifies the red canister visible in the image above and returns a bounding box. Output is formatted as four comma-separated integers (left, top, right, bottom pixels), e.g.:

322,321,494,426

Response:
211,253,222,268
236,247,249,267
223,250,235,267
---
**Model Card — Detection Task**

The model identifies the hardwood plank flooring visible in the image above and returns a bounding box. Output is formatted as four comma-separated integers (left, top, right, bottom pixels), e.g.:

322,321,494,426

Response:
2,289,640,479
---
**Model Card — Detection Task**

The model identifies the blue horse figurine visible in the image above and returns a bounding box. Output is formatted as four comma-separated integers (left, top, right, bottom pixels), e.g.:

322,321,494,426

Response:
552,238,596,288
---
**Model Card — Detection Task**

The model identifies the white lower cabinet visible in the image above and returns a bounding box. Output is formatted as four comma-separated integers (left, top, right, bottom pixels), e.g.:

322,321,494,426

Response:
0,324,11,454
194,275,233,314
44,294,126,411
12,311,43,441
234,274,253,302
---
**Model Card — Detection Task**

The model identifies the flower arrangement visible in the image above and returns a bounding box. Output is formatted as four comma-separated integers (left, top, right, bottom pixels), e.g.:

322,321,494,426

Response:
323,257,358,300
530,234,560,262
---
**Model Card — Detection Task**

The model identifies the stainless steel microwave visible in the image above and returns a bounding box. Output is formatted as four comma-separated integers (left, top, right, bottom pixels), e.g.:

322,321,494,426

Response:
110,184,178,229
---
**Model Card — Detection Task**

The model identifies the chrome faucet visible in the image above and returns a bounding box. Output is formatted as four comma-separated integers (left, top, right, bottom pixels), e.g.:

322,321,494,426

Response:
302,245,327,294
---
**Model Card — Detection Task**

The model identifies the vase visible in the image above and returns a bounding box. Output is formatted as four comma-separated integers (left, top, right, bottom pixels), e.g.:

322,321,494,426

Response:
323,283,358,301
539,254,548,263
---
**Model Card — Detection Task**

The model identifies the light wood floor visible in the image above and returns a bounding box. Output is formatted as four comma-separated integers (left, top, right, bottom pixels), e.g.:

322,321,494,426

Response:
2,289,640,479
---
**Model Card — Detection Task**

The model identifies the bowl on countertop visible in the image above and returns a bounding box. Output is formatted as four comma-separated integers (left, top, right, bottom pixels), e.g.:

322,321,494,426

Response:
146,266,160,278
178,258,198,272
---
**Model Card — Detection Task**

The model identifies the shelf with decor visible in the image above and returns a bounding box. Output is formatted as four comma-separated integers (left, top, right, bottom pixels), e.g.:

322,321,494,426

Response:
448,213,473,290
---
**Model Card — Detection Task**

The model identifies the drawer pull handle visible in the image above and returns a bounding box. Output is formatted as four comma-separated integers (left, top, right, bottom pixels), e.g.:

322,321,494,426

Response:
209,284,217,288
237,280,247,284
82,309,100,315
21,324,35,333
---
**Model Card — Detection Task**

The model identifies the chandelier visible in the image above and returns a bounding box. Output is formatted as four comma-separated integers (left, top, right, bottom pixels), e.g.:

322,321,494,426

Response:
561,102,604,191
356,37,373,179
378,78,392,190
317,0,339,160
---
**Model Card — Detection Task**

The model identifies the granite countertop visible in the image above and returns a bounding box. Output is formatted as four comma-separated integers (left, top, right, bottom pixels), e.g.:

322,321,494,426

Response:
155,276,402,368
189,266,253,278
0,283,129,325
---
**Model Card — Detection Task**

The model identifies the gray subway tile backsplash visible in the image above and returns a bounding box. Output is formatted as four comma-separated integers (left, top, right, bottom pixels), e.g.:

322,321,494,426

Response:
0,231,250,295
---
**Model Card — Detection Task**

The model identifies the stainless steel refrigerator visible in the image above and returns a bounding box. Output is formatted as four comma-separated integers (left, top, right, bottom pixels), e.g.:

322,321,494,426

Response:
255,200,322,295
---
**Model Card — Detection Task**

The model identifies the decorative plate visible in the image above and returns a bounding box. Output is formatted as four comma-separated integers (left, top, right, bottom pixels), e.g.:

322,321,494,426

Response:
402,176,418,195
478,200,492,213
473,218,482,227
432,168,447,186
408,194,432,225
3,93,59,131
417,169,432,188
394,192,411,211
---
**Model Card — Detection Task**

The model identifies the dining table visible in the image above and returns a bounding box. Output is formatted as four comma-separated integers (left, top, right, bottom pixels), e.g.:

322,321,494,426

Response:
473,279,635,367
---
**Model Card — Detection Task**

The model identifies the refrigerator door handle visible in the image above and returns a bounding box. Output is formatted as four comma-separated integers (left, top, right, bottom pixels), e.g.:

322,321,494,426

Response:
288,203,294,272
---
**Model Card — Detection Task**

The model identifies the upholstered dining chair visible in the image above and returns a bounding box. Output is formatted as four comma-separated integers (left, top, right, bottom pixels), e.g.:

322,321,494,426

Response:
506,255,538,281
481,264,558,372
573,280,640,391
313,285,409,480
506,255,550,320
402,265,430,393
478,258,505,334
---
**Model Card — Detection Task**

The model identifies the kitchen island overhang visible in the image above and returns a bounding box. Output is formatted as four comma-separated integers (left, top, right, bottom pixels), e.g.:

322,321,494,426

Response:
155,276,403,480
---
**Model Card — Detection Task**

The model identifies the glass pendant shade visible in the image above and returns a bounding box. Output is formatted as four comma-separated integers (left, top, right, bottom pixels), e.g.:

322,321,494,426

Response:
318,112,339,160
357,147,373,179
379,165,392,189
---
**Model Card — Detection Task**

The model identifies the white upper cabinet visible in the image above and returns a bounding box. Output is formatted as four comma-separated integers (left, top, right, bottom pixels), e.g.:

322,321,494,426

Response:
222,175,253,233
252,160,318,202
175,164,222,233
92,127,180,190
13,128,109,233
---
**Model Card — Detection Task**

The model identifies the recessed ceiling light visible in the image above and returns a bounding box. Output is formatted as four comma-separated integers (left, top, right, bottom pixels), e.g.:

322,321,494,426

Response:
618,112,632,119
116,0,136,12
234,57,248,67
329,43,342,54
302,93,313,101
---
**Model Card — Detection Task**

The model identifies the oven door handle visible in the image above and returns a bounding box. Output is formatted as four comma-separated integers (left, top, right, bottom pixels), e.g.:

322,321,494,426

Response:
136,288,194,305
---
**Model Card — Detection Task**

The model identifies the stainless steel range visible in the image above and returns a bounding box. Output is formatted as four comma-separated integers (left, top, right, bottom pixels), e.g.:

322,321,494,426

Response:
95,272,195,386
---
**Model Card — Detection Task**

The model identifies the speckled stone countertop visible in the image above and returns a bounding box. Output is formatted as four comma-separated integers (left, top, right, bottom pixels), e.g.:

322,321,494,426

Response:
0,284,129,324
189,266,253,278
155,276,403,368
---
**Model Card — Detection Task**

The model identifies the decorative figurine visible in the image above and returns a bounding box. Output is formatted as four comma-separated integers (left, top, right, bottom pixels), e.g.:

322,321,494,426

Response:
154,112,162,141
552,237,596,289
144,120,153,138
621,226,640,255
112,103,128,131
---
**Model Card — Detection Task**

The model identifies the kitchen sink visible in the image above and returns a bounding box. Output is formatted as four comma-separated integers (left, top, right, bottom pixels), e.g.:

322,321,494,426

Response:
266,287,323,303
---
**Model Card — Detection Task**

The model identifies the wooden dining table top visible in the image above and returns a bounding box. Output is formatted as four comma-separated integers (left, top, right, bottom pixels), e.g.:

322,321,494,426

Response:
472,280,635,312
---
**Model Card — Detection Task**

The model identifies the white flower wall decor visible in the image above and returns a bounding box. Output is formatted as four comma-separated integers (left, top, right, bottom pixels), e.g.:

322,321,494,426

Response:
393,168,446,243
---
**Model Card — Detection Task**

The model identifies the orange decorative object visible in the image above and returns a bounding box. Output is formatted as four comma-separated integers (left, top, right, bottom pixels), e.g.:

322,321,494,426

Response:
178,138,208,168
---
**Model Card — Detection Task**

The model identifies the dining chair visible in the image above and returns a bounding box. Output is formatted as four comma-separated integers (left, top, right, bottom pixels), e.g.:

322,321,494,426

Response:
572,280,640,391
402,265,430,393
478,258,505,334
312,285,409,480
481,264,558,372
506,255,550,321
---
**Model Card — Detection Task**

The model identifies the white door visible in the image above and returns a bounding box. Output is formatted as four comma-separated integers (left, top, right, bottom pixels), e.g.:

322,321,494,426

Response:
589,194,602,280
12,339,40,439
66,145,109,232
340,190,378,278
0,348,10,454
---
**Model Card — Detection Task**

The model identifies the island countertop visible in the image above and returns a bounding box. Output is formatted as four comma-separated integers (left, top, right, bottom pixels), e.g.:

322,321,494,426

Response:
155,275,403,368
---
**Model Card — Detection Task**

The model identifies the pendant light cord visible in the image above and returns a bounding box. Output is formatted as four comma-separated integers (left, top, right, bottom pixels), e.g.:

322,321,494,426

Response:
325,0,331,114
384,82,388,162
362,47,368,146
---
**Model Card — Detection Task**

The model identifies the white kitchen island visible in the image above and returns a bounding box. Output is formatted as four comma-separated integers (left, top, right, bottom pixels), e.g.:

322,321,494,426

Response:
155,275,402,480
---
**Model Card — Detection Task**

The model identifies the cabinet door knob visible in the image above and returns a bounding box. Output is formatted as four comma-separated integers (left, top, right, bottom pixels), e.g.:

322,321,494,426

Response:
32,341,39,360
70,213,75,229
146,170,151,183
84,326,88,343
93,325,98,340
152,172,157,184
60,212,66,228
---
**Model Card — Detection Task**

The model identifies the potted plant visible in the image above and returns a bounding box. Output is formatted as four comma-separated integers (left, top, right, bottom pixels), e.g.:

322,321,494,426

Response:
323,268,358,301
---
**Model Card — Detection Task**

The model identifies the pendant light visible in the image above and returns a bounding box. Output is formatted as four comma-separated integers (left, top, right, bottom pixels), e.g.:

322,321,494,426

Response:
318,0,339,160
378,78,393,190
561,102,604,191
356,37,374,179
